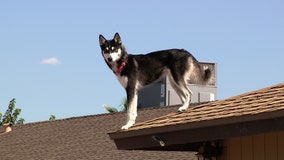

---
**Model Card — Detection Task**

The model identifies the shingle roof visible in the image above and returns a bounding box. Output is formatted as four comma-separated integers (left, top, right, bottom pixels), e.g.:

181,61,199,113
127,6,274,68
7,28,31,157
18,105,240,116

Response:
109,83,284,150
0,104,199,160
128,83,284,131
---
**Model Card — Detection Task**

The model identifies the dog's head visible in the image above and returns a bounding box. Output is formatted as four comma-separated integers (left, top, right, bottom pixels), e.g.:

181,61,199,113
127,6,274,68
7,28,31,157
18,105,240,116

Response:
99,33,124,63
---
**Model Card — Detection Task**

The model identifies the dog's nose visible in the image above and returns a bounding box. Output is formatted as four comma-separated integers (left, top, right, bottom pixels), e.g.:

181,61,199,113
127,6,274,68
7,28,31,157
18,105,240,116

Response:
108,57,113,62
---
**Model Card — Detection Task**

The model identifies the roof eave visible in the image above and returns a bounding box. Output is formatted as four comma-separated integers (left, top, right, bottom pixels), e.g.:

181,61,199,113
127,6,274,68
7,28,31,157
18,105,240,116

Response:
109,109,284,150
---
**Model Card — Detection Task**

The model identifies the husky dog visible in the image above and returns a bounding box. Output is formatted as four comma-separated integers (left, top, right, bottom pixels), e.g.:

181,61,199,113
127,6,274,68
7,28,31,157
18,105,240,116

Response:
99,33,212,130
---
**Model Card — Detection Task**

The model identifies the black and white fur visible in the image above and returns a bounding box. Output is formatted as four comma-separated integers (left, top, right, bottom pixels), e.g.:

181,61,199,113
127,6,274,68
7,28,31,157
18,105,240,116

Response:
99,33,212,130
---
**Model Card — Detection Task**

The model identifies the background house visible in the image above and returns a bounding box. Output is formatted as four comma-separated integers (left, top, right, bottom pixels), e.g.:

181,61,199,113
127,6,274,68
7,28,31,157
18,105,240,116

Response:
138,62,217,108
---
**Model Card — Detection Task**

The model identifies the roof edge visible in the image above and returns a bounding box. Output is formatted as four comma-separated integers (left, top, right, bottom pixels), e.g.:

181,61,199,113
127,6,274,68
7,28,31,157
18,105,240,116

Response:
109,110,284,150
109,108,284,140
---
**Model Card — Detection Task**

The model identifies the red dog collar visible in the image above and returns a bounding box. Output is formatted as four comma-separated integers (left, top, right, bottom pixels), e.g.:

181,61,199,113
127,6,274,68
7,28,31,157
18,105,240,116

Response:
115,61,126,76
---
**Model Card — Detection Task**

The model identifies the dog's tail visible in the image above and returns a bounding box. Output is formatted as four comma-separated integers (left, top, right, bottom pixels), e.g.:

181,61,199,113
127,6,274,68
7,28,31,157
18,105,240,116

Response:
189,62,213,85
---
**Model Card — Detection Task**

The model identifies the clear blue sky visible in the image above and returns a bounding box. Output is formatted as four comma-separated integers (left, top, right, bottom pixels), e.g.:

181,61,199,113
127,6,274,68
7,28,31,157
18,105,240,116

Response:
1,1,283,123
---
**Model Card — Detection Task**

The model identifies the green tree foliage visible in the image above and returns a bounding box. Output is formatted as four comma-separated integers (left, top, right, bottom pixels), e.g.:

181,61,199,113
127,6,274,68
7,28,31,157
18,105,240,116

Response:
120,97,128,112
104,97,128,113
49,114,56,121
103,105,119,113
0,98,25,126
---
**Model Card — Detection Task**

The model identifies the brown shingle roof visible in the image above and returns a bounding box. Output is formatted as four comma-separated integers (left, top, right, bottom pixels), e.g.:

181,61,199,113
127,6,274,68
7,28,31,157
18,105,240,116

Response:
109,83,284,150
128,83,284,131
0,105,199,160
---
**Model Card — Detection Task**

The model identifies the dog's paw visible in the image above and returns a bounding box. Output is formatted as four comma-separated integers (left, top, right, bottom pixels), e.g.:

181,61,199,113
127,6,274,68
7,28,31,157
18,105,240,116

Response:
121,121,135,130
121,125,131,130
178,106,188,112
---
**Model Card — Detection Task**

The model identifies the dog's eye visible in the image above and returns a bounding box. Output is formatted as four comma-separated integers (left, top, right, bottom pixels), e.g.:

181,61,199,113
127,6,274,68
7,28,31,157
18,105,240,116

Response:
112,48,118,52
103,49,109,54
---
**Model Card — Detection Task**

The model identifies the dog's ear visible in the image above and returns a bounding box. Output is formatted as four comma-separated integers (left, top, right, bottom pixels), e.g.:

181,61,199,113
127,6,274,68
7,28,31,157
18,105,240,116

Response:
113,32,122,44
99,34,107,46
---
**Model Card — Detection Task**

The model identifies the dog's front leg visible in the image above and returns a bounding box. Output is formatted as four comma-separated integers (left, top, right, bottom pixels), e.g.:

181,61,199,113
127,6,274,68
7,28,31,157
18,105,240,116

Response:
121,85,138,130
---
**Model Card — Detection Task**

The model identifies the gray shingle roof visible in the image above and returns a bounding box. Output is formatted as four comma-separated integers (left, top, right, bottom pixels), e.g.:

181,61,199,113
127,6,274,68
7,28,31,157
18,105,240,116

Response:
0,105,199,160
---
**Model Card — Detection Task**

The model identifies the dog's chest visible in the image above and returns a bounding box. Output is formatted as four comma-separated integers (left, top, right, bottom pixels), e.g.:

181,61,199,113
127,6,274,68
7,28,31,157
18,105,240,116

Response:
117,75,128,88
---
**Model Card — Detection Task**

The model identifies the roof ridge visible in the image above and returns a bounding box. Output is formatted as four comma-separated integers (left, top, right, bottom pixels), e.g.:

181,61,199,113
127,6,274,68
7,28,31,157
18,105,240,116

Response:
12,103,204,128
219,83,284,102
